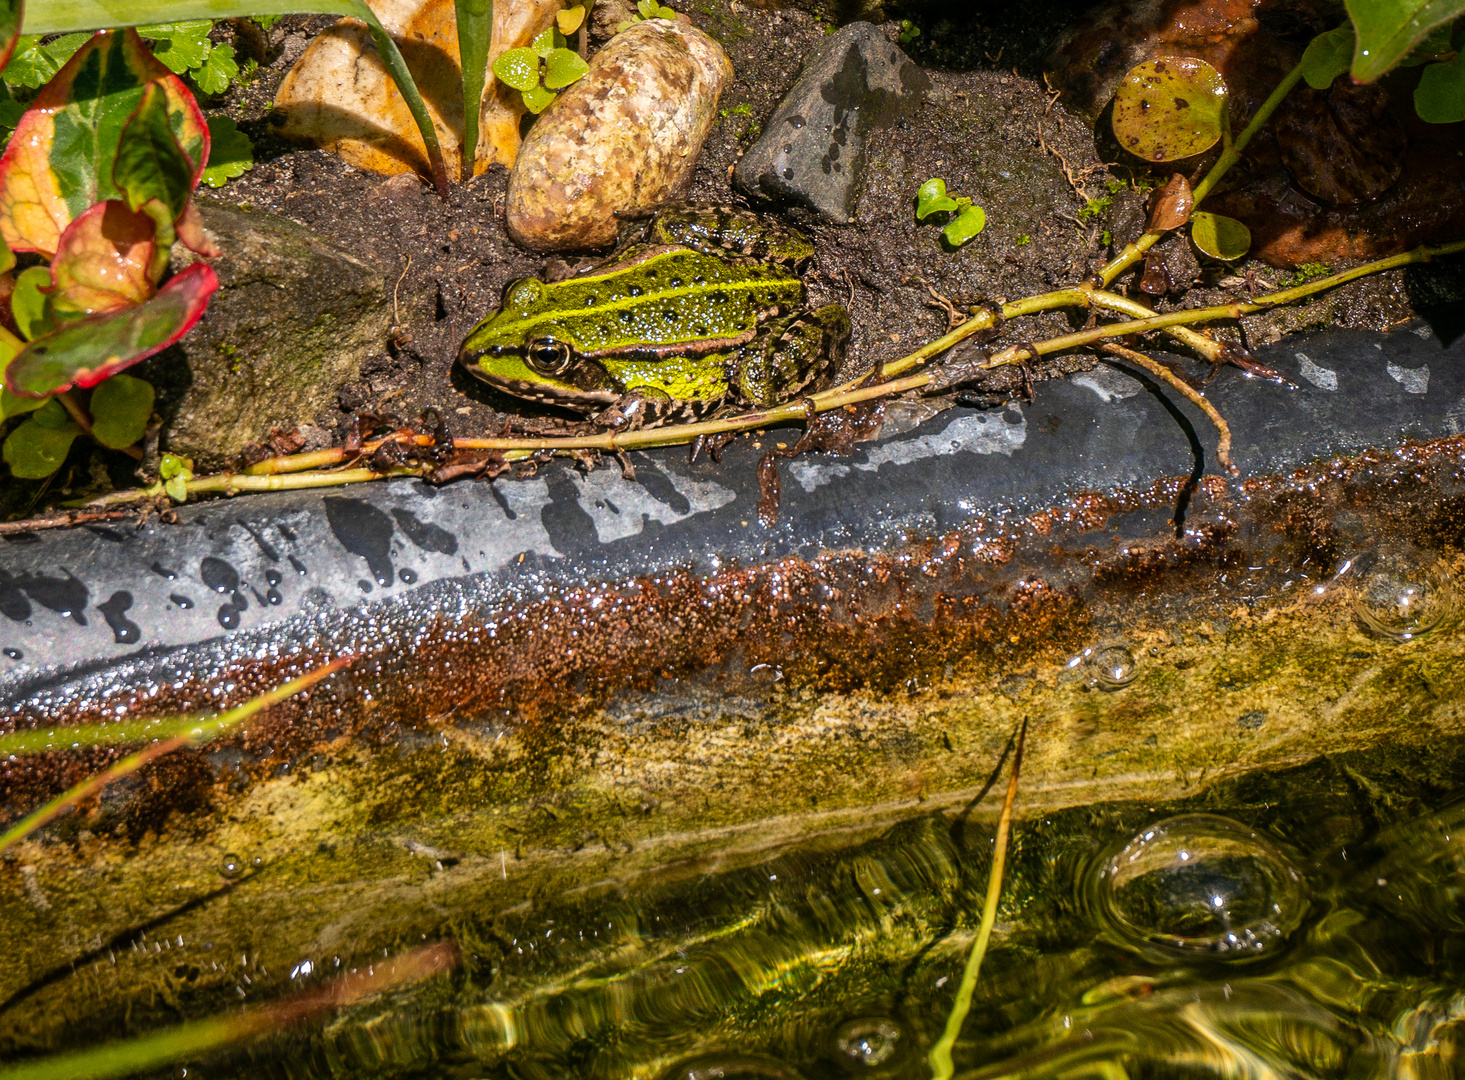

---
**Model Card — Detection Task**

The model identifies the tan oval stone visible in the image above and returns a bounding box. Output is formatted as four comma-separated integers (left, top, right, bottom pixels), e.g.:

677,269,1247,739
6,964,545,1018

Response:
505,19,733,251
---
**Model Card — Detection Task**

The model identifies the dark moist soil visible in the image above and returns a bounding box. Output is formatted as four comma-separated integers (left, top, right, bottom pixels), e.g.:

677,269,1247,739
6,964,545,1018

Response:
0,0,1447,517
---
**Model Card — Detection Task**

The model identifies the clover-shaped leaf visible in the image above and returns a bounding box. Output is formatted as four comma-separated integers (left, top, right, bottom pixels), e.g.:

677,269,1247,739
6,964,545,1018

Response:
1190,211,1251,260
493,47,541,92
544,48,589,90
916,177,960,218
531,26,561,58
557,5,588,34
159,451,194,502
1112,57,1227,162
192,43,240,96
522,84,557,113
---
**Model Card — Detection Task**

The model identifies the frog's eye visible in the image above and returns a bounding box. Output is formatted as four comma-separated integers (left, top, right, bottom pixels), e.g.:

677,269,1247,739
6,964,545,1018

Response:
525,339,573,376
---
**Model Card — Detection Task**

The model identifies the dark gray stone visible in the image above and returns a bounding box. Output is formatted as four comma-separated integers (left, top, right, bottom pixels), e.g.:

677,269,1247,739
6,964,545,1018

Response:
732,22,928,223
154,198,391,469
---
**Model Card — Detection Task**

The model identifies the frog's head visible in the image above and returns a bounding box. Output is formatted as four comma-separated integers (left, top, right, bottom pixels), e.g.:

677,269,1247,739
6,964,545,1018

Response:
457,278,618,412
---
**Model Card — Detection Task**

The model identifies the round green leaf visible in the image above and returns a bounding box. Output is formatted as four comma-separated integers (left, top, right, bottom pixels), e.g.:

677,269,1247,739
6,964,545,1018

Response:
11,266,54,341
492,48,541,92
31,397,72,429
202,115,255,187
3,415,80,478
521,84,557,114
942,205,987,248
89,373,155,449
1415,52,1465,124
637,0,659,17
1111,57,1227,162
916,178,959,219
531,26,561,58
544,47,589,90
656,5,678,18
1190,211,1251,260
1302,24,1354,89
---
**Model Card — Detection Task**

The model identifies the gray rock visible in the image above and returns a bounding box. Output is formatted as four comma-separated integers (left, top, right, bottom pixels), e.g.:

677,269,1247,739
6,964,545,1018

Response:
155,198,390,469
733,22,928,223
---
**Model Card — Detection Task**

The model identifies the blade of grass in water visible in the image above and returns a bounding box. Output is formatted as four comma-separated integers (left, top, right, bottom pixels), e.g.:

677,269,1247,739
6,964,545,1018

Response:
928,717,1028,1080
0,941,457,1080
22,1,450,196
0,657,350,854
455,0,492,181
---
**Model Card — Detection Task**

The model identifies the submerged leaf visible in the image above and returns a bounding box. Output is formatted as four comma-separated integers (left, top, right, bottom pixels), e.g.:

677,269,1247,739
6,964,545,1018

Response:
1111,57,1227,162
48,200,158,319
1415,50,1465,122
89,371,154,448
6,261,217,396
1191,211,1251,260
1302,24,1355,89
1345,0,1465,82
543,47,588,90
0,29,207,256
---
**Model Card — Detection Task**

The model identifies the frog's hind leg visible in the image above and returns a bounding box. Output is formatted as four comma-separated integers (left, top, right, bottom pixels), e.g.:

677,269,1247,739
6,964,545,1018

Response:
645,207,817,269
732,304,852,408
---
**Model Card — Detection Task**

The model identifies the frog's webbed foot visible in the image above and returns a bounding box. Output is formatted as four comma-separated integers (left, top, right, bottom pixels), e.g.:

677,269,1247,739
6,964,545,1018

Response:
592,387,676,432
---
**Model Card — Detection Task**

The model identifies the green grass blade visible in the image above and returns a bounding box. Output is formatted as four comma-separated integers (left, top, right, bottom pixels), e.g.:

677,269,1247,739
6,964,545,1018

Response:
928,717,1027,1080
455,0,491,181
0,657,349,854
22,0,450,196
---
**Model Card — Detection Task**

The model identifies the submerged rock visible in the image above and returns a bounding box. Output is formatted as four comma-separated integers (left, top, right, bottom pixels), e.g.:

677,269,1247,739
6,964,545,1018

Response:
153,200,390,469
505,20,733,251
732,22,928,224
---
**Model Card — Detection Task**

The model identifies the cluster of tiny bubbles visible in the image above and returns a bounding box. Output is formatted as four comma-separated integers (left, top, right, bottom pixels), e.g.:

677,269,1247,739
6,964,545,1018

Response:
1345,548,1459,642
830,1017,905,1072
219,853,243,878
663,1056,807,1080
1089,814,1307,960
1068,643,1139,690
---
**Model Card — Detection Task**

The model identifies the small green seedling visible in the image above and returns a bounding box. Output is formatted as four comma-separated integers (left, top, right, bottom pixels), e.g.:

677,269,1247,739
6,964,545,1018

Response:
916,178,986,248
159,452,196,502
898,19,920,44
1111,57,1227,162
492,25,590,114
139,22,241,95
618,0,678,31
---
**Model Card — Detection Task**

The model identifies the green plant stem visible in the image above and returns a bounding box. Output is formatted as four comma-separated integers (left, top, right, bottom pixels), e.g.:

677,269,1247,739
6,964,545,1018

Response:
929,718,1027,1080
455,0,493,181
24,1,451,198
0,658,349,854
1095,57,1308,288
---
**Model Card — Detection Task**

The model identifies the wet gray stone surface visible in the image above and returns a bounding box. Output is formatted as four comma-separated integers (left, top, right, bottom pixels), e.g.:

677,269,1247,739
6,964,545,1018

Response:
732,21,928,223
2,322,1463,706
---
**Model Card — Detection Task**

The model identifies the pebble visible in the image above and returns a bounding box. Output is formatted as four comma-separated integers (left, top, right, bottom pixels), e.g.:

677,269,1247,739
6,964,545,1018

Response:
733,22,928,224
505,20,733,251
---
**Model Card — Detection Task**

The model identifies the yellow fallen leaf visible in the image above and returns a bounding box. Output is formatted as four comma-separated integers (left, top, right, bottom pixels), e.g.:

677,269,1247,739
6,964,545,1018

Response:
556,4,586,34
273,0,564,181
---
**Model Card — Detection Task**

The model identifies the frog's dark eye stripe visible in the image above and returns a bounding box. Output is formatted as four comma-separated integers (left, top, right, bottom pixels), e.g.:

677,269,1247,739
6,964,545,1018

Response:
526,338,574,376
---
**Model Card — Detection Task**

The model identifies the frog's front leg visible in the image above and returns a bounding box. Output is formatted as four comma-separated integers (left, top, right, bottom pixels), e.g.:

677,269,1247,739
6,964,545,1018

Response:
733,305,851,408
592,387,677,431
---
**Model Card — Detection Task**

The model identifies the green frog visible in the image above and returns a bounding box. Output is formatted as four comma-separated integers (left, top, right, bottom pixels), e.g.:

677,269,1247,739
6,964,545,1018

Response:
458,206,851,430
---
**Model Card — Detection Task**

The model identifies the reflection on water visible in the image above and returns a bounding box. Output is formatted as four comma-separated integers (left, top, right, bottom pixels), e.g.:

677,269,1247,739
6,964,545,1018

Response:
227,784,1465,1080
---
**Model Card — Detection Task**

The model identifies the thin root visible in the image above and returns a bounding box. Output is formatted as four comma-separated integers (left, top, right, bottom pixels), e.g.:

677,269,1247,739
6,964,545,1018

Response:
1102,342,1236,475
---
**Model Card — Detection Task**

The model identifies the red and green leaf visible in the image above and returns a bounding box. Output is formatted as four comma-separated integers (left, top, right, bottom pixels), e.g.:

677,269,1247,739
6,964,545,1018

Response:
0,0,21,76
5,261,216,396
114,82,194,222
47,199,157,320
0,29,208,257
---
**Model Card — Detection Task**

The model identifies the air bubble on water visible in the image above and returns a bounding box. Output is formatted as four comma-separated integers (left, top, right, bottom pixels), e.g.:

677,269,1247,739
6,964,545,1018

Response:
1087,644,1138,690
220,853,243,878
1348,550,1458,642
1091,813,1306,960
831,1017,903,1071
